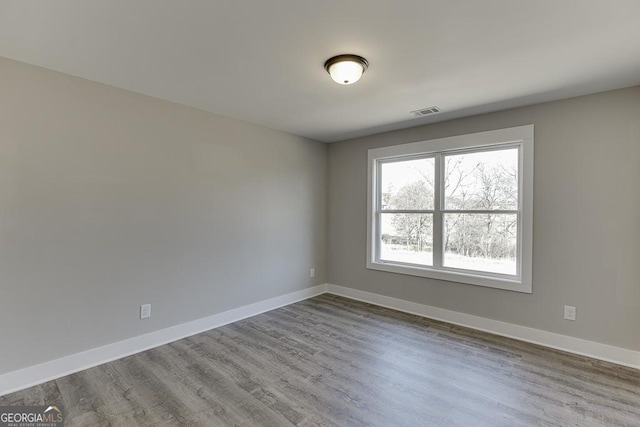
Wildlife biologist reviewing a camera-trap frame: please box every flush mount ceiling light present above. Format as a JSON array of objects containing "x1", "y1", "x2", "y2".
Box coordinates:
[{"x1": 324, "y1": 54, "x2": 369, "y2": 85}]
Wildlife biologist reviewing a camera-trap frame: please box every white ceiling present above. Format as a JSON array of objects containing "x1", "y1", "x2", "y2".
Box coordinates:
[{"x1": 1, "y1": 1, "x2": 639, "y2": 142}]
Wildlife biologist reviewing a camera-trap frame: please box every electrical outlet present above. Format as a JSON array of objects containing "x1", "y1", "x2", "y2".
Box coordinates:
[
  {"x1": 564, "y1": 305, "x2": 576, "y2": 321},
  {"x1": 310, "y1": 268, "x2": 315, "y2": 278},
  {"x1": 140, "y1": 304, "x2": 151, "y2": 319}
]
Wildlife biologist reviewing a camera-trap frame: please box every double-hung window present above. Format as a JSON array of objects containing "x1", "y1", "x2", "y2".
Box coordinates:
[{"x1": 367, "y1": 125, "x2": 533, "y2": 293}]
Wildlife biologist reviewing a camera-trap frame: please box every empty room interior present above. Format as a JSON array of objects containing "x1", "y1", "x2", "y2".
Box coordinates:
[{"x1": 1, "y1": 1, "x2": 639, "y2": 426}]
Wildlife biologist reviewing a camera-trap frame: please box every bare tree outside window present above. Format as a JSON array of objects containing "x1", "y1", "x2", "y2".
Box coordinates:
[
  {"x1": 443, "y1": 148, "x2": 518, "y2": 274},
  {"x1": 379, "y1": 148, "x2": 518, "y2": 275},
  {"x1": 380, "y1": 158, "x2": 434, "y2": 266}
]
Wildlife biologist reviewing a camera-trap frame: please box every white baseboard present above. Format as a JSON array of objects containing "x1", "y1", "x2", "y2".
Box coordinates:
[
  {"x1": 0, "y1": 284, "x2": 328, "y2": 397},
  {"x1": 326, "y1": 284, "x2": 640, "y2": 370},
  {"x1": 3, "y1": 282, "x2": 638, "y2": 397}
]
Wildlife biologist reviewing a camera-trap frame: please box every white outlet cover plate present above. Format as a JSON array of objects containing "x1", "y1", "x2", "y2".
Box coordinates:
[
  {"x1": 564, "y1": 305, "x2": 576, "y2": 321},
  {"x1": 140, "y1": 304, "x2": 151, "y2": 319}
]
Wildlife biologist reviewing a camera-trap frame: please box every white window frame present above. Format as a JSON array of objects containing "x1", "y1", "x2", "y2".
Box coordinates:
[{"x1": 367, "y1": 125, "x2": 534, "y2": 293}]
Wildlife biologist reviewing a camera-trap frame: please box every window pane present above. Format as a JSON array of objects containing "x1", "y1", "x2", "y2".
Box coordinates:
[
  {"x1": 444, "y1": 213, "x2": 517, "y2": 275},
  {"x1": 381, "y1": 158, "x2": 434, "y2": 210},
  {"x1": 444, "y1": 148, "x2": 518, "y2": 210},
  {"x1": 381, "y1": 213, "x2": 433, "y2": 266}
]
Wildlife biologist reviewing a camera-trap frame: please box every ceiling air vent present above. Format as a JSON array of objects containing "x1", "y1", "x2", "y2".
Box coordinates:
[{"x1": 411, "y1": 106, "x2": 441, "y2": 117}]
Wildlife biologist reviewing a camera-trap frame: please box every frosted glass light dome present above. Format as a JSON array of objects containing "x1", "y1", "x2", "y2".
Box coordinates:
[{"x1": 324, "y1": 54, "x2": 369, "y2": 85}]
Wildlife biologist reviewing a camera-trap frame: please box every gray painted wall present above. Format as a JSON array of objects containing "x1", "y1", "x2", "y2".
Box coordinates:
[
  {"x1": 328, "y1": 86, "x2": 640, "y2": 352},
  {"x1": 0, "y1": 57, "x2": 327, "y2": 375}
]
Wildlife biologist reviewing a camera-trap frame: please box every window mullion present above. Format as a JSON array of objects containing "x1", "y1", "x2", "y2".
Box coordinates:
[
  {"x1": 375, "y1": 160, "x2": 382, "y2": 262},
  {"x1": 380, "y1": 210, "x2": 434, "y2": 214},
  {"x1": 433, "y1": 153, "x2": 443, "y2": 268}
]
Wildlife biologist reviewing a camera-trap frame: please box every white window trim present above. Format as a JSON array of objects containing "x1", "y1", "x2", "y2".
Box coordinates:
[{"x1": 367, "y1": 125, "x2": 534, "y2": 293}]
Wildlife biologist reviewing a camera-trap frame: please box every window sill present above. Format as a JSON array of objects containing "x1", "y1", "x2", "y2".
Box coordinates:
[{"x1": 366, "y1": 260, "x2": 532, "y2": 293}]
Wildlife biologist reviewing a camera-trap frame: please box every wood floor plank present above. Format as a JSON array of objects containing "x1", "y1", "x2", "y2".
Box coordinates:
[{"x1": 1, "y1": 294, "x2": 638, "y2": 426}]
